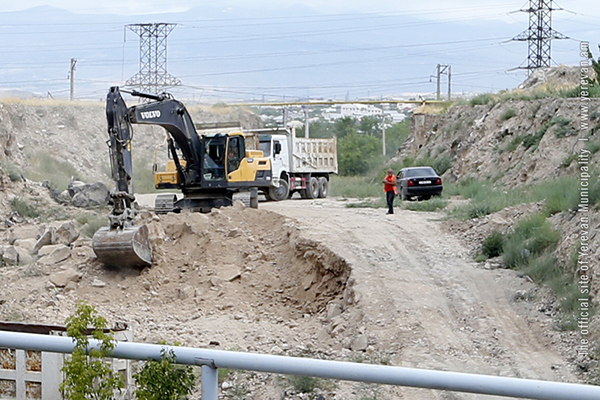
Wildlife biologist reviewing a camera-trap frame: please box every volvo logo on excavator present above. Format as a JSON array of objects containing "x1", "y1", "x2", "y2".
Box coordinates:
[{"x1": 140, "y1": 110, "x2": 161, "y2": 119}]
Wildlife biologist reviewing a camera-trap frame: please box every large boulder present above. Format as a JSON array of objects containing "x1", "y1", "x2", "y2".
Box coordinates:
[{"x1": 68, "y1": 181, "x2": 110, "y2": 208}]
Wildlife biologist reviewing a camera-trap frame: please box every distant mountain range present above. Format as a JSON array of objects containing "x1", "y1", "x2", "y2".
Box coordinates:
[{"x1": 0, "y1": 5, "x2": 591, "y2": 103}]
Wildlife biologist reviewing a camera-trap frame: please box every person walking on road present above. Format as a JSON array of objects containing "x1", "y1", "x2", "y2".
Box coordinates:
[{"x1": 383, "y1": 168, "x2": 397, "y2": 215}]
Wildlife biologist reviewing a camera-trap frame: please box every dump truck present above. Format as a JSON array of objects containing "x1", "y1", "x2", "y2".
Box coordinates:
[{"x1": 245, "y1": 127, "x2": 338, "y2": 201}]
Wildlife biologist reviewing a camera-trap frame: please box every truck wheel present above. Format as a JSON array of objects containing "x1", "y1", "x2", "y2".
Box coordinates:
[
  {"x1": 317, "y1": 177, "x2": 328, "y2": 198},
  {"x1": 306, "y1": 177, "x2": 319, "y2": 199},
  {"x1": 268, "y1": 179, "x2": 289, "y2": 201}
]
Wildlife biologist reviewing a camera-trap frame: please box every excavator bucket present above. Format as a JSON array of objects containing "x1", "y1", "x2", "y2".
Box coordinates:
[{"x1": 92, "y1": 225, "x2": 152, "y2": 268}]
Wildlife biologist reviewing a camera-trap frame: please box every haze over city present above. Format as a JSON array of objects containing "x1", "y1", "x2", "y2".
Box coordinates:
[{"x1": 0, "y1": 0, "x2": 598, "y2": 102}]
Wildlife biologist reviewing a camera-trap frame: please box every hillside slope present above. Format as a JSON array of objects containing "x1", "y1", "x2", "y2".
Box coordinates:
[{"x1": 0, "y1": 99, "x2": 262, "y2": 188}]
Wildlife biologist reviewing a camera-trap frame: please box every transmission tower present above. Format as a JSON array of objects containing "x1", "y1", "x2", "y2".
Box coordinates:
[
  {"x1": 125, "y1": 23, "x2": 181, "y2": 94},
  {"x1": 512, "y1": 0, "x2": 568, "y2": 75}
]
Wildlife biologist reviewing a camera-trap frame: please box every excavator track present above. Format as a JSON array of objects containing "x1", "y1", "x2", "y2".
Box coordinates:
[{"x1": 92, "y1": 225, "x2": 152, "y2": 268}]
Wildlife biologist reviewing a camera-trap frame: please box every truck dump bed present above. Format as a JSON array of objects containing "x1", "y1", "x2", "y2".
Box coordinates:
[{"x1": 292, "y1": 137, "x2": 338, "y2": 174}]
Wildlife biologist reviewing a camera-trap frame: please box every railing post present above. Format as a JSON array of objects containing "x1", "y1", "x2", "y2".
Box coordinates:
[{"x1": 201, "y1": 364, "x2": 219, "y2": 400}]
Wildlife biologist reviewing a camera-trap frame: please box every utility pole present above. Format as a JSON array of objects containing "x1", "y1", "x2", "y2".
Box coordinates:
[
  {"x1": 69, "y1": 58, "x2": 77, "y2": 101},
  {"x1": 381, "y1": 115, "x2": 387, "y2": 157},
  {"x1": 434, "y1": 64, "x2": 451, "y2": 101},
  {"x1": 447, "y1": 65, "x2": 451, "y2": 101},
  {"x1": 512, "y1": 0, "x2": 568, "y2": 75},
  {"x1": 282, "y1": 107, "x2": 288, "y2": 128},
  {"x1": 303, "y1": 107, "x2": 310, "y2": 138}
]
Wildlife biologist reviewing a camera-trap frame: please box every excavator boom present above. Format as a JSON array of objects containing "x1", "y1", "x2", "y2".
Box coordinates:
[{"x1": 92, "y1": 87, "x2": 153, "y2": 268}]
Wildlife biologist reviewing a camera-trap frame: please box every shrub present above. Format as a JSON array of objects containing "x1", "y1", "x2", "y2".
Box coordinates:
[
  {"x1": 500, "y1": 108, "x2": 517, "y2": 121},
  {"x1": 10, "y1": 197, "x2": 40, "y2": 218},
  {"x1": 60, "y1": 302, "x2": 124, "y2": 400},
  {"x1": 432, "y1": 156, "x2": 452, "y2": 175},
  {"x1": 481, "y1": 231, "x2": 505, "y2": 259},
  {"x1": 1, "y1": 161, "x2": 22, "y2": 182},
  {"x1": 134, "y1": 348, "x2": 196, "y2": 400},
  {"x1": 288, "y1": 375, "x2": 319, "y2": 393},
  {"x1": 469, "y1": 93, "x2": 496, "y2": 106},
  {"x1": 504, "y1": 135, "x2": 524, "y2": 153},
  {"x1": 561, "y1": 153, "x2": 577, "y2": 168},
  {"x1": 552, "y1": 116, "x2": 574, "y2": 137}
]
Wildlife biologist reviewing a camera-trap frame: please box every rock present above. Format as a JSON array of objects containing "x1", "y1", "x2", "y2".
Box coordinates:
[
  {"x1": 64, "y1": 281, "x2": 78, "y2": 292},
  {"x1": 49, "y1": 268, "x2": 80, "y2": 287},
  {"x1": 38, "y1": 244, "x2": 66, "y2": 257},
  {"x1": 14, "y1": 246, "x2": 33, "y2": 265},
  {"x1": 38, "y1": 245, "x2": 71, "y2": 265},
  {"x1": 71, "y1": 192, "x2": 89, "y2": 208},
  {"x1": 177, "y1": 285, "x2": 195, "y2": 300},
  {"x1": 326, "y1": 302, "x2": 342, "y2": 320},
  {"x1": 33, "y1": 229, "x2": 53, "y2": 254},
  {"x1": 68, "y1": 181, "x2": 109, "y2": 207},
  {"x1": 210, "y1": 276, "x2": 224, "y2": 287},
  {"x1": 13, "y1": 238, "x2": 36, "y2": 253},
  {"x1": 91, "y1": 278, "x2": 106, "y2": 288},
  {"x1": 2, "y1": 246, "x2": 19, "y2": 265},
  {"x1": 8, "y1": 225, "x2": 40, "y2": 244},
  {"x1": 350, "y1": 334, "x2": 369, "y2": 351},
  {"x1": 53, "y1": 221, "x2": 80, "y2": 245}
]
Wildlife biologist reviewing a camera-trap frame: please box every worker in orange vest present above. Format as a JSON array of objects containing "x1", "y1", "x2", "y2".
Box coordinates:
[{"x1": 382, "y1": 168, "x2": 397, "y2": 215}]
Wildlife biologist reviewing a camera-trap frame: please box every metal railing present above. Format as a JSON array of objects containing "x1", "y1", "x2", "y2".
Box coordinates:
[{"x1": 1, "y1": 330, "x2": 599, "y2": 400}]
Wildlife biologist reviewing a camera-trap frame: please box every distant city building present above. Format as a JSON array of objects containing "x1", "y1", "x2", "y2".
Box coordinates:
[{"x1": 322, "y1": 104, "x2": 383, "y2": 121}]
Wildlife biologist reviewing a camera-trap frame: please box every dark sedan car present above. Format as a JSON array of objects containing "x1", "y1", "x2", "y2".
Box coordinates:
[{"x1": 396, "y1": 166, "x2": 443, "y2": 200}]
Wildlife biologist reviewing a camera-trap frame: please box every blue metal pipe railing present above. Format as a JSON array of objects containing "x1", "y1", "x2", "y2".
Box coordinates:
[{"x1": 0, "y1": 330, "x2": 598, "y2": 400}]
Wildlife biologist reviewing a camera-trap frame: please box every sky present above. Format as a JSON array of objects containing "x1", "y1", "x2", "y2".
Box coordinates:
[
  {"x1": 2, "y1": 0, "x2": 600, "y2": 19},
  {"x1": 0, "y1": 1, "x2": 598, "y2": 102}
]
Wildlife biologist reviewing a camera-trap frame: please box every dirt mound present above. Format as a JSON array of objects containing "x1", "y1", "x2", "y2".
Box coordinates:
[{"x1": 0, "y1": 201, "x2": 353, "y2": 350}]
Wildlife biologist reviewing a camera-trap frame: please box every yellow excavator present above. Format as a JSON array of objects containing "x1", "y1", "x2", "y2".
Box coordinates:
[{"x1": 92, "y1": 87, "x2": 272, "y2": 268}]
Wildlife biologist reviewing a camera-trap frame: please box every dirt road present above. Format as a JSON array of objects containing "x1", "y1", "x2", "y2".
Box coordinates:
[{"x1": 262, "y1": 197, "x2": 577, "y2": 399}]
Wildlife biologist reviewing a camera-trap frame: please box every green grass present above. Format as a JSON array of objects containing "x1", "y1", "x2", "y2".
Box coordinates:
[
  {"x1": 475, "y1": 212, "x2": 589, "y2": 329},
  {"x1": 449, "y1": 173, "x2": 600, "y2": 220},
  {"x1": 330, "y1": 175, "x2": 382, "y2": 198},
  {"x1": 403, "y1": 197, "x2": 448, "y2": 211}
]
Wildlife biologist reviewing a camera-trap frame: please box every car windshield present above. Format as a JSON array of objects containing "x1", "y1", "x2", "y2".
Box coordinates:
[{"x1": 405, "y1": 167, "x2": 437, "y2": 178}]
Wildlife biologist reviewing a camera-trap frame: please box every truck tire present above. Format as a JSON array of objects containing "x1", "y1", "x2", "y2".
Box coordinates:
[
  {"x1": 306, "y1": 177, "x2": 319, "y2": 199},
  {"x1": 268, "y1": 179, "x2": 289, "y2": 201},
  {"x1": 317, "y1": 177, "x2": 328, "y2": 198}
]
